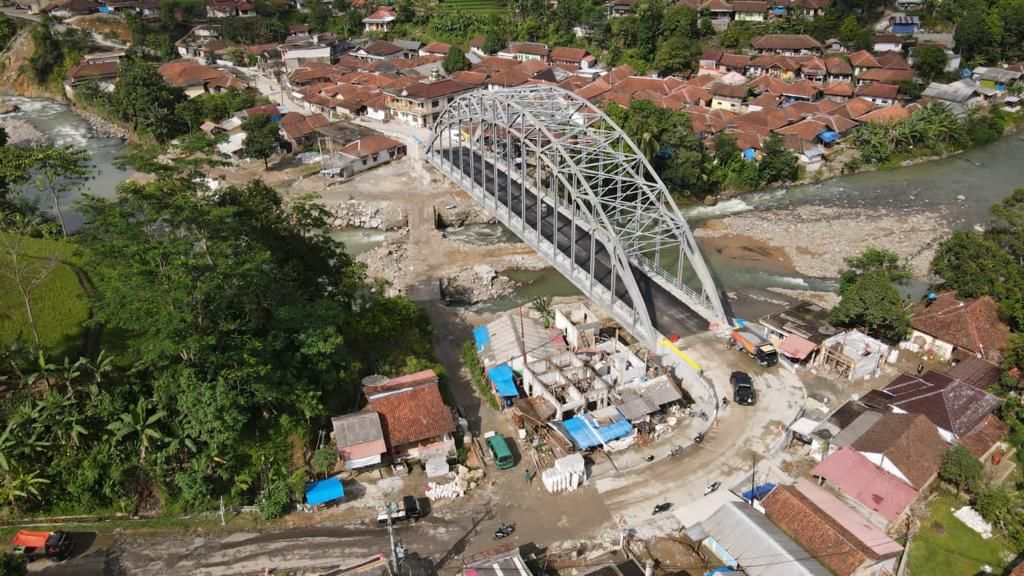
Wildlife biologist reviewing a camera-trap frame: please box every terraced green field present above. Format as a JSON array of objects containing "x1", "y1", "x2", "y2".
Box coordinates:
[{"x1": 438, "y1": 0, "x2": 506, "y2": 15}]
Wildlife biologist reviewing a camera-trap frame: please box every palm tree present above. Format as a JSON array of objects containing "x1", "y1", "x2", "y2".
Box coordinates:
[
  {"x1": 637, "y1": 131, "x2": 660, "y2": 161},
  {"x1": 108, "y1": 398, "x2": 166, "y2": 463}
]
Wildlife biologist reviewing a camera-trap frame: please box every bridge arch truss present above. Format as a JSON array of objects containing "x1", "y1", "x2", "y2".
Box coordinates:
[{"x1": 426, "y1": 85, "x2": 728, "y2": 347}]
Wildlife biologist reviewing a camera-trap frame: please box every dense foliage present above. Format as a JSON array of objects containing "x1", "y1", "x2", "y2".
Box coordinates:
[
  {"x1": 27, "y1": 16, "x2": 91, "y2": 88},
  {"x1": 931, "y1": 188, "x2": 1024, "y2": 331},
  {"x1": 939, "y1": 445, "x2": 983, "y2": 499},
  {"x1": 853, "y1": 104, "x2": 1010, "y2": 165},
  {"x1": 829, "y1": 248, "x2": 912, "y2": 341},
  {"x1": 0, "y1": 175, "x2": 440, "y2": 516}
]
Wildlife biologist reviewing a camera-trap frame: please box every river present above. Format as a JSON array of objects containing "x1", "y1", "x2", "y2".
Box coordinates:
[
  {"x1": 2, "y1": 96, "x2": 131, "y2": 231},
  {"x1": 10, "y1": 95, "x2": 1024, "y2": 322}
]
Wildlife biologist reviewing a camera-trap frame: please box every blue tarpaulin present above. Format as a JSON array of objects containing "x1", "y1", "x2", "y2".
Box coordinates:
[
  {"x1": 742, "y1": 148, "x2": 756, "y2": 160},
  {"x1": 473, "y1": 326, "x2": 490, "y2": 352},
  {"x1": 740, "y1": 483, "x2": 777, "y2": 503},
  {"x1": 819, "y1": 130, "x2": 839, "y2": 143},
  {"x1": 306, "y1": 476, "x2": 345, "y2": 506},
  {"x1": 771, "y1": 6, "x2": 787, "y2": 13},
  {"x1": 487, "y1": 364, "x2": 518, "y2": 398},
  {"x1": 562, "y1": 411, "x2": 633, "y2": 449}
]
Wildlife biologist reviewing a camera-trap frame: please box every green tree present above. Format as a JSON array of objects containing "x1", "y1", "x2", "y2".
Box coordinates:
[
  {"x1": 483, "y1": 30, "x2": 505, "y2": 54},
  {"x1": 955, "y1": 9, "x2": 993, "y2": 63},
  {"x1": 313, "y1": 445, "x2": 337, "y2": 477},
  {"x1": 654, "y1": 35, "x2": 699, "y2": 75},
  {"x1": 838, "y1": 248, "x2": 912, "y2": 294},
  {"x1": 109, "y1": 59, "x2": 185, "y2": 138},
  {"x1": 24, "y1": 145, "x2": 95, "y2": 237},
  {"x1": 1, "y1": 466, "x2": 49, "y2": 509},
  {"x1": 829, "y1": 269, "x2": 910, "y2": 341},
  {"x1": 442, "y1": 47, "x2": 471, "y2": 73},
  {"x1": 931, "y1": 230, "x2": 1018, "y2": 299},
  {"x1": 938, "y1": 445, "x2": 983, "y2": 499},
  {"x1": 531, "y1": 296, "x2": 554, "y2": 328},
  {"x1": 757, "y1": 134, "x2": 798, "y2": 185},
  {"x1": 241, "y1": 113, "x2": 283, "y2": 169},
  {"x1": 0, "y1": 551, "x2": 27, "y2": 576},
  {"x1": 838, "y1": 15, "x2": 861, "y2": 46},
  {"x1": 712, "y1": 132, "x2": 741, "y2": 167},
  {"x1": 0, "y1": 214, "x2": 62, "y2": 344},
  {"x1": 914, "y1": 45, "x2": 949, "y2": 82},
  {"x1": 698, "y1": 17, "x2": 715, "y2": 38}
]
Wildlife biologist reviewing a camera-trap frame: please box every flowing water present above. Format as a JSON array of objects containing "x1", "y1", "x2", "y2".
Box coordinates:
[
  {"x1": 3, "y1": 96, "x2": 131, "y2": 232},
  {"x1": 328, "y1": 228, "x2": 389, "y2": 256}
]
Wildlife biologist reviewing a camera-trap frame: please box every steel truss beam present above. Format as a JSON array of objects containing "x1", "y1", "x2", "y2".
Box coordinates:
[{"x1": 425, "y1": 85, "x2": 728, "y2": 347}]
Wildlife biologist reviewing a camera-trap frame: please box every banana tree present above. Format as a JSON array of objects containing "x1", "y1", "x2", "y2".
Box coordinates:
[{"x1": 108, "y1": 398, "x2": 166, "y2": 463}]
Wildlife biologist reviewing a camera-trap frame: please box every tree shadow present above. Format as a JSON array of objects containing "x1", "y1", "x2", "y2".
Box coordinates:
[{"x1": 431, "y1": 505, "x2": 494, "y2": 569}]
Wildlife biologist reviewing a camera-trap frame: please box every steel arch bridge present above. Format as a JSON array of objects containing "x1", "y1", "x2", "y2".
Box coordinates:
[{"x1": 425, "y1": 85, "x2": 728, "y2": 348}]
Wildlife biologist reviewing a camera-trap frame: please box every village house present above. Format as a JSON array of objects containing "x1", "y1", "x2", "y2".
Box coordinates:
[
  {"x1": 385, "y1": 78, "x2": 476, "y2": 128},
  {"x1": 922, "y1": 81, "x2": 984, "y2": 115},
  {"x1": 550, "y1": 47, "x2": 595, "y2": 70},
  {"x1": 709, "y1": 82, "x2": 747, "y2": 111},
  {"x1": 733, "y1": 0, "x2": 767, "y2": 21},
  {"x1": 848, "y1": 412, "x2": 946, "y2": 490},
  {"x1": 338, "y1": 134, "x2": 406, "y2": 175},
  {"x1": 609, "y1": 0, "x2": 635, "y2": 16},
  {"x1": 281, "y1": 38, "x2": 343, "y2": 71},
  {"x1": 860, "y1": 370, "x2": 1002, "y2": 443},
  {"x1": 872, "y1": 34, "x2": 904, "y2": 53},
  {"x1": 63, "y1": 60, "x2": 118, "y2": 99},
  {"x1": 498, "y1": 42, "x2": 549, "y2": 62},
  {"x1": 812, "y1": 447, "x2": 920, "y2": 527},
  {"x1": 890, "y1": 15, "x2": 921, "y2": 34},
  {"x1": 703, "y1": 0, "x2": 733, "y2": 29},
  {"x1": 761, "y1": 480, "x2": 904, "y2": 576},
  {"x1": 909, "y1": 291, "x2": 1012, "y2": 362},
  {"x1": 823, "y1": 80, "x2": 854, "y2": 102},
  {"x1": 420, "y1": 42, "x2": 451, "y2": 57},
  {"x1": 946, "y1": 356, "x2": 1004, "y2": 390},
  {"x1": 855, "y1": 82, "x2": 899, "y2": 106},
  {"x1": 698, "y1": 502, "x2": 831, "y2": 576},
  {"x1": 175, "y1": 25, "x2": 222, "y2": 61},
  {"x1": 354, "y1": 40, "x2": 405, "y2": 62},
  {"x1": 278, "y1": 112, "x2": 329, "y2": 151},
  {"x1": 847, "y1": 50, "x2": 881, "y2": 76},
  {"x1": 972, "y1": 66, "x2": 1023, "y2": 92},
  {"x1": 206, "y1": 0, "x2": 253, "y2": 18},
  {"x1": 364, "y1": 370, "x2": 456, "y2": 460},
  {"x1": 43, "y1": 0, "x2": 98, "y2": 17},
  {"x1": 750, "y1": 34, "x2": 823, "y2": 56},
  {"x1": 330, "y1": 411, "x2": 386, "y2": 469},
  {"x1": 157, "y1": 59, "x2": 247, "y2": 98},
  {"x1": 362, "y1": 6, "x2": 397, "y2": 33}
]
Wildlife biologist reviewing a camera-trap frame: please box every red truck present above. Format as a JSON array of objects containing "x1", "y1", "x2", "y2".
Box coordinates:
[
  {"x1": 12, "y1": 530, "x2": 73, "y2": 562},
  {"x1": 730, "y1": 329, "x2": 778, "y2": 367}
]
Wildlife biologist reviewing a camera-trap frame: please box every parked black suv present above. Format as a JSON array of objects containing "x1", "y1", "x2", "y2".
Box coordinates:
[{"x1": 730, "y1": 371, "x2": 756, "y2": 406}]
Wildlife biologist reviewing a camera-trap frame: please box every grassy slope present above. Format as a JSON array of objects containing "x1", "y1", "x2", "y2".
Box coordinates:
[
  {"x1": 908, "y1": 492, "x2": 1013, "y2": 575},
  {"x1": 438, "y1": 0, "x2": 505, "y2": 15},
  {"x1": 0, "y1": 233, "x2": 89, "y2": 356}
]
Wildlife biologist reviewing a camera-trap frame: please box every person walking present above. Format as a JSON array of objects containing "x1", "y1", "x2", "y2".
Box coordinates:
[{"x1": 525, "y1": 469, "x2": 533, "y2": 485}]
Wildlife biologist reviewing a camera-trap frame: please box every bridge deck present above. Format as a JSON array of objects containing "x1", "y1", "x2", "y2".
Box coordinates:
[{"x1": 437, "y1": 147, "x2": 706, "y2": 339}]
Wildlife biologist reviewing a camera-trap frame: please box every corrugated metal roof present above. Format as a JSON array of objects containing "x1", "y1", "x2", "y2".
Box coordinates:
[{"x1": 701, "y1": 502, "x2": 831, "y2": 576}]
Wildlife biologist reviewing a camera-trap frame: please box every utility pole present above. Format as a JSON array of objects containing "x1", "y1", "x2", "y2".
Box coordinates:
[{"x1": 750, "y1": 454, "x2": 757, "y2": 506}]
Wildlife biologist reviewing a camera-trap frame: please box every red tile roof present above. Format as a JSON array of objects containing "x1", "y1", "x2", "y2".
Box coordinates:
[
  {"x1": 66, "y1": 61, "x2": 118, "y2": 81},
  {"x1": 858, "y1": 68, "x2": 915, "y2": 83},
  {"x1": 848, "y1": 50, "x2": 880, "y2": 68},
  {"x1": 422, "y1": 42, "x2": 451, "y2": 55},
  {"x1": 607, "y1": 64, "x2": 635, "y2": 85},
  {"x1": 550, "y1": 47, "x2": 588, "y2": 62},
  {"x1": 856, "y1": 82, "x2": 900, "y2": 99},
  {"x1": 450, "y1": 70, "x2": 488, "y2": 86},
  {"x1": 824, "y1": 80, "x2": 854, "y2": 96},
  {"x1": 367, "y1": 381, "x2": 455, "y2": 448},
  {"x1": 278, "y1": 112, "x2": 329, "y2": 140},
  {"x1": 504, "y1": 42, "x2": 549, "y2": 57},
  {"x1": 876, "y1": 51, "x2": 911, "y2": 70},
  {"x1": 781, "y1": 78, "x2": 820, "y2": 98},
  {"x1": 751, "y1": 34, "x2": 822, "y2": 51},
  {"x1": 363, "y1": 6, "x2": 397, "y2": 22},
  {"x1": 910, "y1": 291, "x2": 1012, "y2": 361},
  {"x1": 775, "y1": 119, "x2": 827, "y2": 142},
  {"x1": 340, "y1": 134, "x2": 404, "y2": 159},
  {"x1": 719, "y1": 53, "x2": 750, "y2": 69},
  {"x1": 825, "y1": 56, "x2": 853, "y2": 75},
  {"x1": 732, "y1": 0, "x2": 767, "y2": 11},
  {"x1": 395, "y1": 79, "x2": 474, "y2": 99},
  {"x1": 811, "y1": 447, "x2": 919, "y2": 522},
  {"x1": 710, "y1": 82, "x2": 748, "y2": 99}
]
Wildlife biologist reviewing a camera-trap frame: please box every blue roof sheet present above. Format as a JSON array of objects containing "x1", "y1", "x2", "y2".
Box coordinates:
[
  {"x1": 473, "y1": 326, "x2": 490, "y2": 352},
  {"x1": 306, "y1": 476, "x2": 345, "y2": 506},
  {"x1": 740, "y1": 483, "x2": 777, "y2": 502},
  {"x1": 487, "y1": 364, "x2": 518, "y2": 398},
  {"x1": 562, "y1": 411, "x2": 633, "y2": 449},
  {"x1": 819, "y1": 130, "x2": 839, "y2": 143}
]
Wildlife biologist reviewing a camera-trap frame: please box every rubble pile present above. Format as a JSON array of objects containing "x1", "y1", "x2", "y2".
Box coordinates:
[
  {"x1": 425, "y1": 465, "x2": 485, "y2": 501},
  {"x1": 434, "y1": 202, "x2": 493, "y2": 228},
  {"x1": 440, "y1": 265, "x2": 517, "y2": 304},
  {"x1": 356, "y1": 236, "x2": 409, "y2": 288},
  {"x1": 326, "y1": 199, "x2": 407, "y2": 230}
]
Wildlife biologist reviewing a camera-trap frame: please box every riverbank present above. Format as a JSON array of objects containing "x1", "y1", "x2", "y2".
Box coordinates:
[{"x1": 694, "y1": 203, "x2": 951, "y2": 279}]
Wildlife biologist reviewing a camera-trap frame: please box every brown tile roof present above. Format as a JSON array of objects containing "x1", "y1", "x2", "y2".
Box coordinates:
[
  {"x1": 363, "y1": 6, "x2": 397, "y2": 22},
  {"x1": 701, "y1": 0, "x2": 731, "y2": 9},
  {"x1": 733, "y1": 0, "x2": 767, "y2": 10},
  {"x1": 810, "y1": 113, "x2": 857, "y2": 133},
  {"x1": 857, "y1": 103, "x2": 907, "y2": 124},
  {"x1": 607, "y1": 64, "x2": 635, "y2": 85},
  {"x1": 557, "y1": 75, "x2": 592, "y2": 92},
  {"x1": 746, "y1": 75, "x2": 790, "y2": 94},
  {"x1": 858, "y1": 68, "x2": 915, "y2": 83},
  {"x1": 469, "y1": 36, "x2": 485, "y2": 49},
  {"x1": 748, "y1": 91, "x2": 780, "y2": 107},
  {"x1": 289, "y1": 23, "x2": 309, "y2": 34},
  {"x1": 576, "y1": 78, "x2": 612, "y2": 100},
  {"x1": 946, "y1": 357, "x2": 1003, "y2": 391},
  {"x1": 367, "y1": 381, "x2": 455, "y2": 448},
  {"x1": 450, "y1": 70, "x2": 488, "y2": 86},
  {"x1": 876, "y1": 51, "x2": 911, "y2": 70},
  {"x1": 851, "y1": 413, "x2": 946, "y2": 489},
  {"x1": 363, "y1": 40, "x2": 404, "y2": 57},
  {"x1": 514, "y1": 59, "x2": 550, "y2": 76},
  {"x1": 751, "y1": 34, "x2": 822, "y2": 51},
  {"x1": 488, "y1": 69, "x2": 531, "y2": 87},
  {"x1": 550, "y1": 47, "x2": 588, "y2": 62},
  {"x1": 340, "y1": 134, "x2": 404, "y2": 158},
  {"x1": 505, "y1": 42, "x2": 549, "y2": 57},
  {"x1": 422, "y1": 42, "x2": 451, "y2": 55},
  {"x1": 824, "y1": 80, "x2": 854, "y2": 96},
  {"x1": 781, "y1": 78, "x2": 820, "y2": 98},
  {"x1": 762, "y1": 485, "x2": 878, "y2": 576},
  {"x1": 868, "y1": 370, "x2": 1002, "y2": 438},
  {"x1": 848, "y1": 50, "x2": 880, "y2": 68},
  {"x1": 750, "y1": 54, "x2": 800, "y2": 70},
  {"x1": 736, "y1": 107, "x2": 792, "y2": 130},
  {"x1": 710, "y1": 82, "x2": 748, "y2": 99},
  {"x1": 720, "y1": 53, "x2": 750, "y2": 69},
  {"x1": 825, "y1": 56, "x2": 853, "y2": 75},
  {"x1": 701, "y1": 50, "x2": 724, "y2": 63},
  {"x1": 959, "y1": 414, "x2": 1009, "y2": 459},
  {"x1": 873, "y1": 34, "x2": 902, "y2": 45},
  {"x1": 856, "y1": 82, "x2": 900, "y2": 99},
  {"x1": 910, "y1": 292, "x2": 1011, "y2": 361},
  {"x1": 775, "y1": 119, "x2": 827, "y2": 141},
  {"x1": 800, "y1": 56, "x2": 826, "y2": 73},
  {"x1": 66, "y1": 61, "x2": 118, "y2": 81},
  {"x1": 832, "y1": 97, "x2": 875, "y2": 119},
  {"x1": 472, "y1": 57, "x2": 519, "y2": 74},
  {"x1": 278, "y1": 112, "x2": 329, "y2": 140}
]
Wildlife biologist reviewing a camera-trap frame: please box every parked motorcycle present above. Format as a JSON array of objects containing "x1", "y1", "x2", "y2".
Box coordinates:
[
  {"x1": 693, "y1": 432, "x2": 705, "y2": 445},
  {"x1": 704, "y1": 481, "x2": 721, "y2": 496},
  {"x1": 493, "y1": 523, "x2": 516, "y2": 539},
  {"x1": 668, "y1": 445, "x2": 683, "y2": 457},
  {"x1": 722, "y1": 397, "x2": 729, "y2": 407},
  {"x1": 652, "y1": 503, "x2": 672, "y2": 516}
]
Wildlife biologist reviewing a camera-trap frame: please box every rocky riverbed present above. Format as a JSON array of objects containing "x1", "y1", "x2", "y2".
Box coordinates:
[
  {"x1": 325, "y1": 199, "x2": 407, "y2": 230},
  {"x1": 70, "y1": 105, "x2": 131, "y2": 140},
  {"x1": 694, "y1": 204, "x2": 951, "y2": 279},
  {"x1": 0, "y1": 117, "x2": 48, "y2": 146}
]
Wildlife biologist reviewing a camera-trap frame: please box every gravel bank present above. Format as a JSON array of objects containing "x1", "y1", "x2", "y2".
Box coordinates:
[
  {"x1": 324, "y1": 199, "x2": 407, "y2": 230},
  {"x1": 70, "y1": 105, "x2": 131, "y2": 140},
  {"x1": 694, "y1": 204, "x2": 950, "y2": 278},
  {"x1": 0, "y1": 117, "x2": 48, "y2": 146}
]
